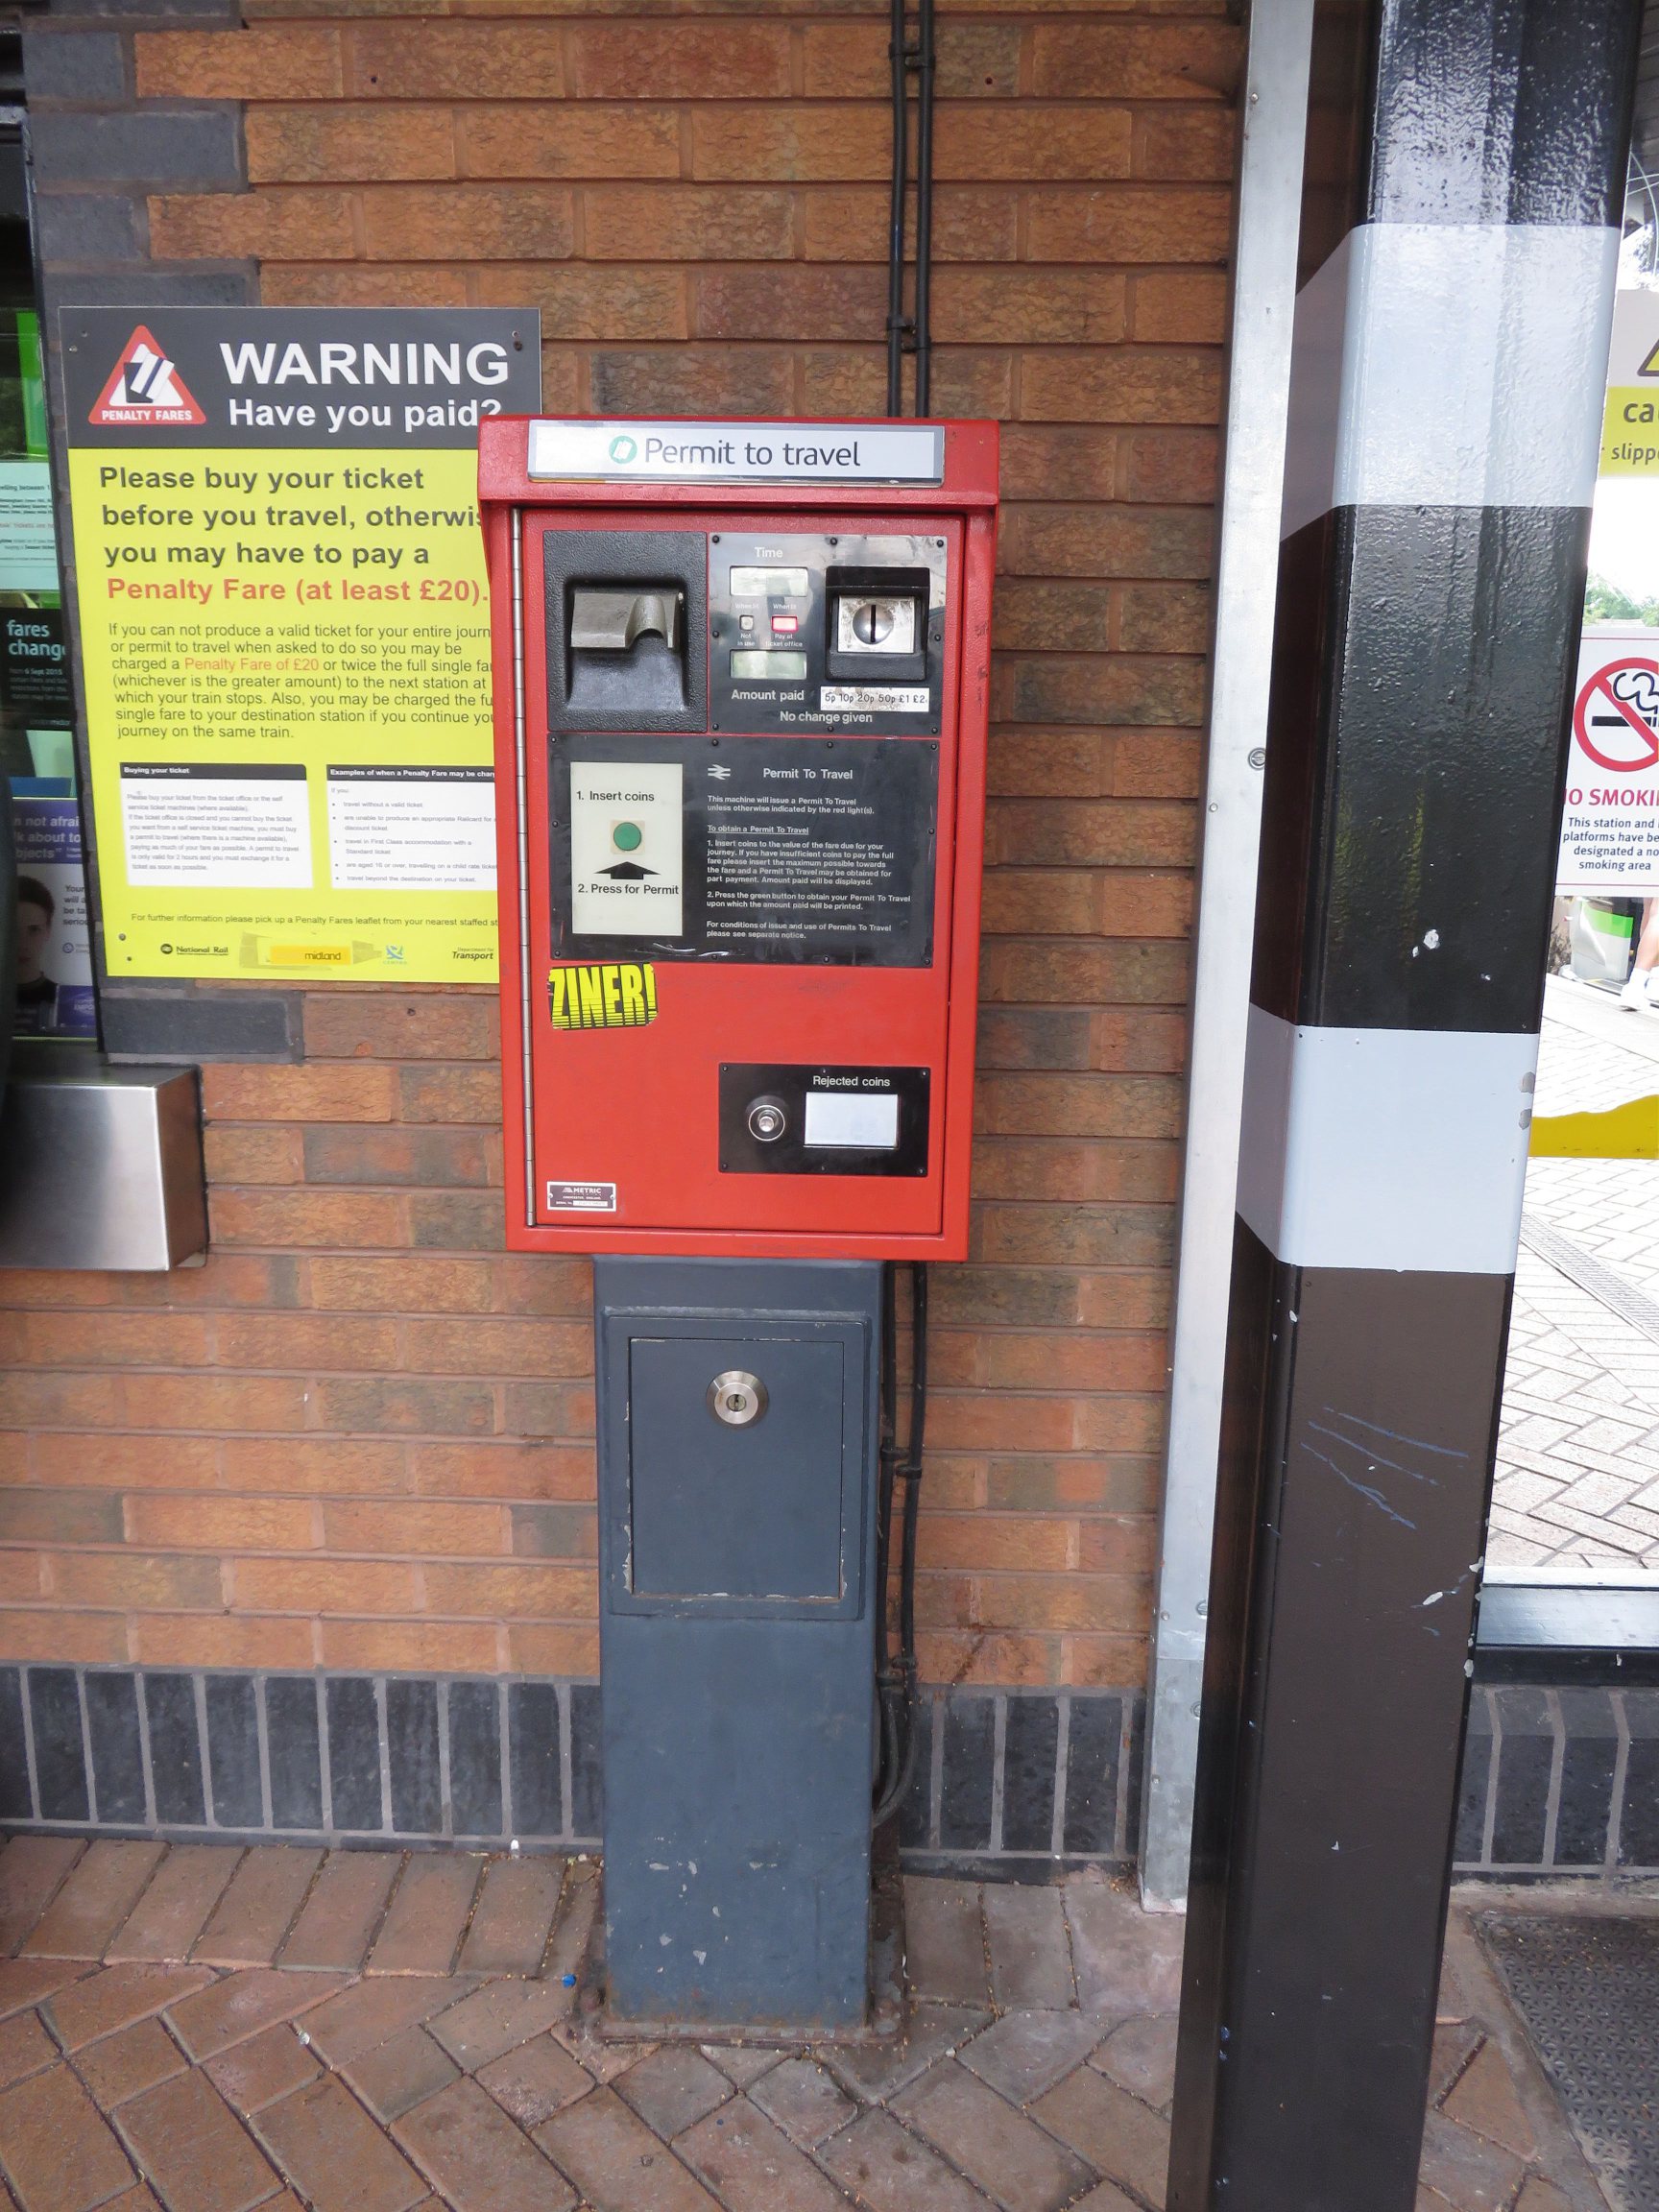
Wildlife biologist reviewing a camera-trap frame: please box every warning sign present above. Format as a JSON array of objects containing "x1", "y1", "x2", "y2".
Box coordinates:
[
  {"x1": 1559, "y1": 625, "x2": 1659, "y2": 889},
  {"x1": 549, "y1": 962, "x2": 658, "y2": 1030},
  {"x1": 88, "y1": 325, "x2": 205, "y2": 429}
]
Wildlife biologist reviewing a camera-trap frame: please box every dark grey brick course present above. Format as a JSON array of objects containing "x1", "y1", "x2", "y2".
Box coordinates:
[
  {"x1": 33, "y1": 191, "x2": 146, "y2": 263},
  {"x1": 31, "y1": 106, "x2": 242, "y2": 190},
  {"x1": 100, "y1": 988, "x2": 301, "y2": 1063},
  {"x1": 21, "y1": 29, "x2": 129, "y2": 105}
]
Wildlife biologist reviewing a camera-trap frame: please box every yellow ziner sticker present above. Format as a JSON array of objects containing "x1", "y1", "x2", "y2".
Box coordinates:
[{"x1": 550, "y1": 962, "x2": 658, "y2": 1031}]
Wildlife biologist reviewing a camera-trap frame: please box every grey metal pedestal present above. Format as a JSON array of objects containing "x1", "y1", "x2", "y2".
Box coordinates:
[{"x1": 593, "y1": 1258, "x2": 882, "y2": 2034}]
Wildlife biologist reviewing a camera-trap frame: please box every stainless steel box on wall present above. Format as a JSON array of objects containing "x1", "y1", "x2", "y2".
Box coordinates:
[
  {"x1": 0, "y1": 1046, "x2": 207, "y2": 1270},
  {"x1": 593, "y1": 1257, "x2": 881, "y2": 2034}
]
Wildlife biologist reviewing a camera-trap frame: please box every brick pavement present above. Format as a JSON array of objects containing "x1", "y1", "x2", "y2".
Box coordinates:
[
  {"x1": 1493, "y1": 988, "x2": 1659, "y2": 1570},
  {"x1": 0, "y1": 1837, "x2": 1607, "y2": 2212}
]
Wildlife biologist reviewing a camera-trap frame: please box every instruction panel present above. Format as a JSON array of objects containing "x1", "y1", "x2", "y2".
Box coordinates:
[
  {"x1": 551, "y1": 735, "x2": 938, "y2": 965},
  {"x1": 61, "y1": 306, "x2": 539, "y2": 981}
]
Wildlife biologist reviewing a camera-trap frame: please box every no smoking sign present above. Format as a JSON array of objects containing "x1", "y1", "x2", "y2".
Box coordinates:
[
  {"x1": 1574, "y1": 654, "x2": 1659, "y2": 772},
  {"x1": 1560, "y1": 630, "x2": 1659, "y2": 892}
]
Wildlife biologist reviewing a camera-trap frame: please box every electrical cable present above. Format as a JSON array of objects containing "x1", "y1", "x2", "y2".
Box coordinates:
[
  {"x1": 873, "y1": 1262, "x2": 928, "y2": 1826},
  {"x1": 912, "y1": 0, "x2": 935, "y2": 415},
  {"x1": 885, "y1": 0, "x2": 910, "y2": 415}
]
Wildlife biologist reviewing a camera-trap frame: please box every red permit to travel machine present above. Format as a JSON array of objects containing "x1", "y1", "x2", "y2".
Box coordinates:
[
  {"x1": 481, "y1": 416, "x2": 997, "y2": 2039},
  {"x1": 480, "y1": 415, "x2": 998, "y2": 1262}
]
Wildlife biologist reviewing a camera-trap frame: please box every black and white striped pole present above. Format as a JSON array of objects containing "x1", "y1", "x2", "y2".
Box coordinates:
[{"x1": 1169, "y1": 2, "x2": 1641, "y2": 2206}]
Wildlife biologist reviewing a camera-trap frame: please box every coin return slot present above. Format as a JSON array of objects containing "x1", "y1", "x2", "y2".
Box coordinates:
[{"x1": 804, "y1": 1091, "x2": 900, "y2": 1149}]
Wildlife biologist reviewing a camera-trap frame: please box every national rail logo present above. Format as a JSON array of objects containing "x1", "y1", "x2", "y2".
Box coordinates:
[{"x1": 88, "y1": 325, "x2": 206, "y2": 429}]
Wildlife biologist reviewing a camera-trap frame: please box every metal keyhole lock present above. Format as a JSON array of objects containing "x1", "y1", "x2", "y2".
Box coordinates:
[{"x1": 708, "y1": 1370, "x2": 768, "y2": 1427}]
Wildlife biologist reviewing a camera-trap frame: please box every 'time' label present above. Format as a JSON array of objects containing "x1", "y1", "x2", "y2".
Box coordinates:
[{"x1": 569, "y1": 761, "x2": 683, "y2": 936}]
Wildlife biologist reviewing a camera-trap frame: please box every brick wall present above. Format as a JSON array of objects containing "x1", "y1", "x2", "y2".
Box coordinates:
[{"x1": 0, "y1": 0, "x2": 1238, "y2": 1696}]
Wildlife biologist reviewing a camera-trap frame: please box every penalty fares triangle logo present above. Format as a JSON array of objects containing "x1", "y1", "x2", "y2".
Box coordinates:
[{"x1": 88, "y1": 325, "x2": 206, "y2": 428}]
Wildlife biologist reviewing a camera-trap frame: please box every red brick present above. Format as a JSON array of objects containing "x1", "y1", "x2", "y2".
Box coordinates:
[
  {"x1": 23, "y1": 1845, "x2": 165, "y2": 1961},
  {"x1": 212, "y1": 1439, "x2": 405, "y2": 1500},
  {"x1": 507, "y1": 1624, "x2": 598, "y2": 1675},
  {"x1": 455, "y1": 1860, "x2": 561, "y2": 1978},
  {"x1": 166, "y1": 1968, "x2": 348, "y2": 2062},
  {"x1": 412, "y1": 1443, "x2": 591, "y2": 1503},
  {"x1": 0, "y1": 1839, "x2": 84, "y2": 1957},
  {"x1": 569, "y1": 23, "x2": 790, "y2": 98},
  {"x1": 319, "y1": 1621, "x2": 500, "y2": 1673},
  {"x1": 231, "y1": 1558, "x2": 418, "y2": 1615},
  {"x1": 120, "y1": 2069, "x2": 283, "y2": 2212},
  {"x1": 974, "y1": 1204, "x2": 1173, "y2": 1269},
  {"x1": 0, "y1": 1491, "x2": 123, "y2": 1547},
  {"x1": 393, "y1": 1065, "x2": 500, "y2": 1126},
  {"x1": 120, "y1": 1255, "x2": 302, "y2": 1312},
  {"x1": 1021, "y1": 348, "x2": 1223, "y2": 426},
  {"x1": 301, "y1": 1978, "x2": 457, "y2": 2070},
  {"x1": 940, "y1": 105, "x2": 1134, "y2": 180},
  {"x1": 279, "y1": 1853, "x2": 401, "y2": 1974},
  {"x1": 202, "y1": 1124, "x2": 304, "y2": 1187},
  {"x1": 1026, "y1": 184, "x2": 1233, "y2": 264},
  {"x1": 302, "y1": 1125, "x2": 492, "y2": 1190},
  {"x1": 586, "y1": 185, "x2": 792, "y2": 261},
  {"x1": 999, "y1": 502, "x2": 1212, "y2": 579},
  {"x1": 255, "y1": 2076, "x2": 425, "y2": 2212},
  {"x1": 211, "y1": 1314, "x2": 398, "y2": 1374},
  {"x1": 990, "y1": 798, "x2": 1194, "y2": 868},
  {"x1": 302, "y1": 993, "x2": 495, "y2": 1064},
  {"x1": 1132, "y1": 270, "x2": 1230, "y2": 344},
  {"x1": 920, "y1": 1514, "x2": 1075, "y2": 1573},
  {"x1": 192, "y1": 1851, "x2": 322, "y2": 1971},
  {"x1": 493, "y1": 263, "x2": 689, "y2": 340},
  {"x1": 589, "y1": 348, "x2": 794, "y2": 416},
  {"x1": 310, "y1": 1379, "x2": 494, "y2": 1437},
  {"x1": 0, "y1": 2062, "x2": 135, "y2": 2211},
  {"x1": 690, "y1": 105, "x2": 888, "y2": 180},
  {"x1": 130, "y1": 1618, "x2": 317, "y2": 1672},
  {"x1": 1029, "y1": 21, "x2": 1242, "y2": 99},
  {"x1": 0, "y1": 2012, "x2": 54, "y2": 2092},
  {"x1": 422, "y1": 1563, "x2": 591, "y2": 1618},
  {"x1": 136, "y1": 24, "x2": 342, "y2": 98},
  {"x1": 248, "y1": 105, "x2": 453, "y2": 185},
  {"x1": 73, "y1": 2018, "x2": 185, "y2": 2111},
  {"x1": 1137, "y1": 105, "x2": 1237, "y2": 180},
  {"x1": 369, "y1": 1857, "x2": 480, "y2": 1977},
  {"x1": 151, "y1": 190, "x2": 355, "y2": 264},
  {"x1": 263, "y1": 266, "x2": 471, "y2": 309},
  {"x1": 935, "y1": 270, "x2": 1127, "y2": 346},
  {"x1": 322, "y1": 1501, "x2": 505, "y2": 1557},
  {"x1": 535, "y1": 2086, "x2": 726, "y2": 2212},
  {"x1": 309, "y1": 1258, "x2": 492, "y2": 1314},
  {"x1": 400, "y1": 1317, "x2": 588, "y2": 1379},
  {"x1": 361, "y1": 184, "x2": 572, "y2": 261},
  {"x1": 123, "y1": 1498, "x2": 315, "y2": 1553},
  {"x1": 106, "y1": 1849, "x2": 239, "y2": 1967},
  {"x1": 210, "y1": 1190, "x2": 408, "y2": 1252},
  {"x1": 204, "y1": 2025, "x2": 321, "y2": 2117},
  {"x1": 694, "y1": 267, "x2": 886, "y2": 342},
  {"x1": 395, "y1": 2077, "x2": 573, "y2": 2212},
  {"x1": 1120, "y1": 426, "x2": 1219, "y2": 503},
  {"x1": 462, "y1": 105, "x2": 678, "y2": 179},
  {"x1": 47, "y1": 1964, "x2": 213, "y2": 2053},
  {"x1": 0, "y1": 1612, "x2": 126, "y2": 1665},
  {"x1": 203, "y1": 1066, "x2": 389, "y2": 1126},
  {"x1": 351, "y1": 22, "x2": 563, "y2": 99},
  {"x1": 50, "y1": 1555, "x2": 223, "y2": 1613}
]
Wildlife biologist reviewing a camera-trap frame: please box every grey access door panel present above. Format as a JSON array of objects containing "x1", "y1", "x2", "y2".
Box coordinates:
[
  {"x1": 594, "y1": 1259, "x2": 881, "y2": 2032},
  {"x1": 629, "y1": 1334, "x2": 845, "y2": 1601}
]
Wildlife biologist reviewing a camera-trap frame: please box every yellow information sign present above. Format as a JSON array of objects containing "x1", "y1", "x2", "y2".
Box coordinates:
[
  {"x1": 61, "y1": 308, "x2": 540, "y2": 983},
  {"x1": 1600, "y1": 291, "x2": 1659, "y2": 474}
]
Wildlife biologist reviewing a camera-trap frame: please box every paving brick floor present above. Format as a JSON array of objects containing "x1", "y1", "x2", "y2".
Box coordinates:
[
  {"x1": 0, "y1": 1838, "x2": 1610, "y2": 2212},
  {"x1": 1493, "y1": 981, "x2": 1659, "y2": 1571}
]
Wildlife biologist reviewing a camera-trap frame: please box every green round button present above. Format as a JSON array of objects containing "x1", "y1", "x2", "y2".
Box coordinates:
[{"x1": 612, "y1": 821, "x2": 643, "y2": 853}]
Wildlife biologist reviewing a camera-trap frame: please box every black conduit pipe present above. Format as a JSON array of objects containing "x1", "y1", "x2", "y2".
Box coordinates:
[{"x1": 885, "y1": 0, "x2": 909, "y2": 416}]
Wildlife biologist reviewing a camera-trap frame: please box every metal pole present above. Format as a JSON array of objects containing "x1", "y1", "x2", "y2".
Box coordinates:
[
  {"x1": 1168, "y1": 0, "x2": 1640, "y2": 2201},
  {"x1": 1139, "y1": 0, "x2": 1314, "y2": 1914}
]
